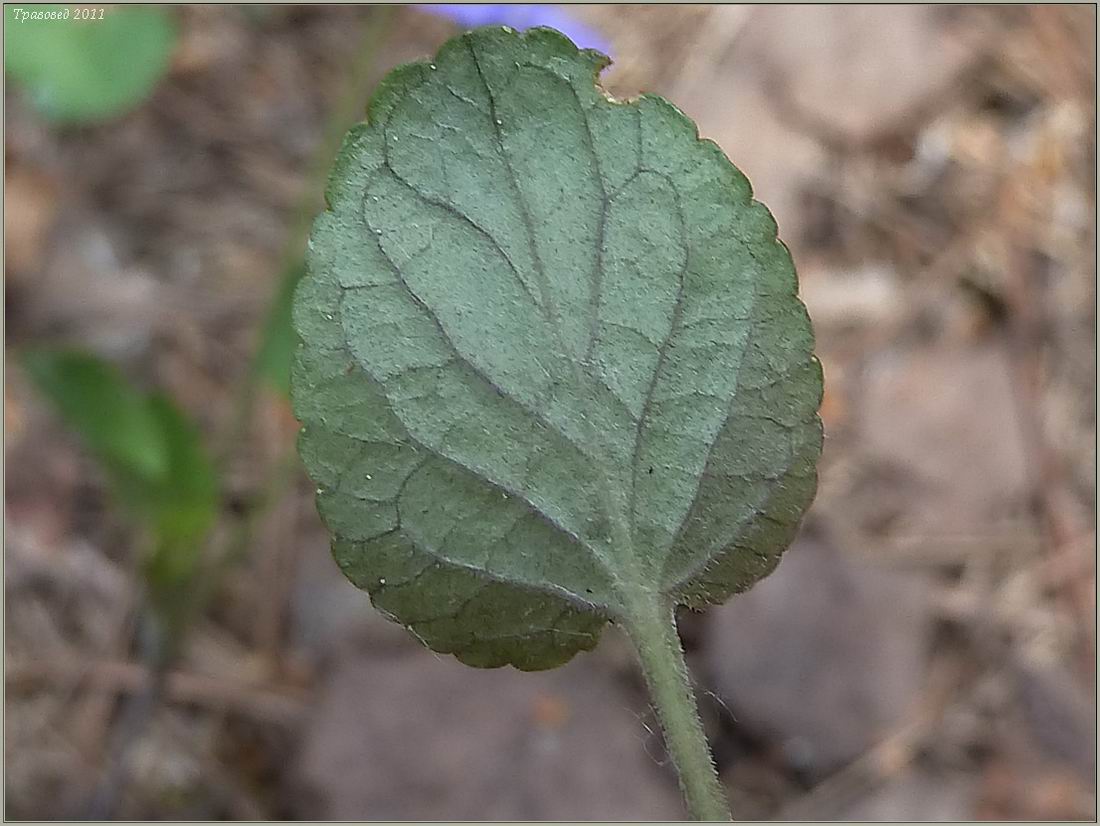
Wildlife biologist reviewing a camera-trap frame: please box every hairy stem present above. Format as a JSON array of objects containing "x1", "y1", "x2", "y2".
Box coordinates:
[{"x1": 624, "y1": 598, "x2": 731, "y2": 821}]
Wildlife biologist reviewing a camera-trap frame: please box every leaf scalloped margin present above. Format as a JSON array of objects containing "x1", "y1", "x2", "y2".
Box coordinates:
[{"x1": 292, "y1": 25, "x2": 823, "y2": 671}]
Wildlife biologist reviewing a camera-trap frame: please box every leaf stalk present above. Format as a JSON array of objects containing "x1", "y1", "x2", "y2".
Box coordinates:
[{"x1": 623, "y1": 598, "x2": 732, "y2": 821}]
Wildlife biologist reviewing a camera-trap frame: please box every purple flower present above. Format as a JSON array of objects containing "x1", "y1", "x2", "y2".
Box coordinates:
[{"x1": 418, "y1": 4, "x2": 612, "y2": 56}]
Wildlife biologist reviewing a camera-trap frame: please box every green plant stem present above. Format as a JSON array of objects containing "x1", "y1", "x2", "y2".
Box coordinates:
[
  {"x1": 218, "y1": 6, "x2": 394, "y2": 462},
  {"x1": 624, "y1": 598, "x2": 731, "y2": 822}
]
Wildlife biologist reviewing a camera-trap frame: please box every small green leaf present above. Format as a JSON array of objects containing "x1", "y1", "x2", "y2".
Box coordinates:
[
  {"x1": 24, "y1": 349, "x2": 171, "y2": 485},
  {"x1": 25, "y1": 349, "x2": 218, "y2": 583},
  {"x1": 254, "y1": 261, "x2": 306, "y2": 397},
  {"x1": 139, "y1": 392, "x2": 218, "y2": 640},
  {"x1": 143, "y1": 392, "x2": 218, "y2": 551},
  {"x1": 4, "y1": 5, "x2": 176, "y2": 123},
  {"x1": 293, "y1": 27, "x2": 822, "y2": 672}
]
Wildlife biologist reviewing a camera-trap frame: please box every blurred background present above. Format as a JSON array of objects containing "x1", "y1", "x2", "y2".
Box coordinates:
[{"x1": 4, "y1": 4, "x2": 1096, "y2": 820}]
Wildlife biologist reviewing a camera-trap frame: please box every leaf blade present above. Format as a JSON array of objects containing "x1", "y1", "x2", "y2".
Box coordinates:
[
  {"x1": 293, "y1": 26, "x2": 822, "y2": 669},
  {"x1": 23, "y1": 348, "x2": 171, "y2": 486},
  {"x1": 24, "y1": 349, "x2": 218, "y2": 599}
]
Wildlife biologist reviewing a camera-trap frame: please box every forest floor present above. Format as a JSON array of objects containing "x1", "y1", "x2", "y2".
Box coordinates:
[{"x1": 5, "y1": 5, "x2": 1096, "y2": 820}]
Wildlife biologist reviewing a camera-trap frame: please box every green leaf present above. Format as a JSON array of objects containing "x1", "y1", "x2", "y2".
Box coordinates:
[
  {"x1": 254, "y1": 260, "x2": 306, "y2": 397},
  {"x1": 23, "y1": 349, "x2": 171, "y2": 485},
  {"x1": 4, "y1": 5, "x2": 176, "y2": 123},
  {"x1": 143, "y1": 392, "x2": 219, "y2": 551},
  {"x1": 139, "y1": 392, "x2": 218, "y2": 640},
  {"x1": 292, "y1": 27, "x2": 822, "y2": 672},
  {"x1": 24, "y1": 349, "x2": 218, "y2": 582}
]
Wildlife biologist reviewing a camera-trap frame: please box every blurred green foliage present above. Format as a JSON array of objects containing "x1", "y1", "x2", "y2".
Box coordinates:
[
  {"x1": 23, "y1": 350, "x2": 217, "y2": 647},
  {"x1": 253, "y1": 261, "x2": 306, "y2": 398},
  {"x1": 22, "y1": 349, "x2": 171, "y2": 485},
  {"x1": 4, "y1": 4, "x2": 176, "y2": 123}
]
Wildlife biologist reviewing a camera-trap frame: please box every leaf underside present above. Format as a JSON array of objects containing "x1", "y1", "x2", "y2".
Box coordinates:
[{"x1": 292, "y1": 26, "x2": 823, "y2": 671}]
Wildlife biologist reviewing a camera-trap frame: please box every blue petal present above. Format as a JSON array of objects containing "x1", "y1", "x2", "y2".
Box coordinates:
[{"x1": 418, "y1": 4, "x2": 612, "y2": 56}]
